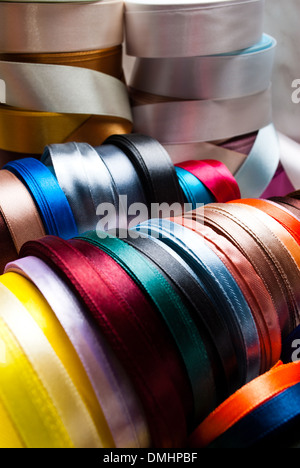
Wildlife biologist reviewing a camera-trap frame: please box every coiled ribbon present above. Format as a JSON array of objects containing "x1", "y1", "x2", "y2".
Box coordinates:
[
  {"x1": 4, "y1": 159, "x2": 78, "y2": 239},
  {"x1": 125, "y1": 0, "x2": 264, "y2": 58}
]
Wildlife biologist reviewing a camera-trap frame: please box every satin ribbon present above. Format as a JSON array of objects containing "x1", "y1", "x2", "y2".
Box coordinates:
[
  {"x1": 234, "y1": 124, "x2": 280, "y2": 198},
  {"x1": 79, "y1": 231, "x2": 215, "y2": 424},
  {"x1": 0, "y1": 45, "x2": 124, "y2": 77},
  {"x1": 0, "y1": 211, "x2": 17, "y2": 274},
  {"x1": 206, "y1": 381, "x2": 300, "y2": 448},
  {"x1": 189, "y1": 361, "x2": 300, "y2": 448},
  {"x1": 19, "y1": 236, "x2": 188, "y2": 448},
  {"x1": 164, "y1": 124, "x2": 280, "y2": 199},
  {"x1": 4, "y1": 158, "x2": 78, "y2": 239},
  {"x1": 135, "y1": 218, "x2": 261, "y2": 390},
  {"x1": 227, "y1": 202, "x2": 300, "y2": 270},
  {"x1": 176, "y1": 160, "x2": 241, "y2": 203},
  {"x1": 69, "y1": 238, "x2": 193, "y2": 436},
  {"x1": 230, "y1": 198, "x2": 300, "y2": 246},
  {"x1": 175, "y1": 166, "x2": 215, "y2": 208},
  {"x1": 41, "y1": 142, "x2": 118, "y2": 235},
  {"x1": 0, "y1": 281, "x2": 103, "y2": 448},
  {"x1": 103, "y1": 134, "x2": 184, "y2": 214},
  {"x1": 0, "y1": 271, "x2": 114, "y2": 447},
  {"x1": 0, "y1": 170, "x2": 45, "y2": 253},
  {"x1": 0, "y1": 61, "x2": 132, "y2": 120},
  {"x1": 95, "y1": 143, "x2": 148, "y2": 229},
  {"x1": 200, "y1": 204, "x2": 300, "y2": 337},
  {"x1": 175, "y1": 216, "x2": 281, "y2": 375},
  {"x1": 0, "y1": 314, "x2": 74, "y2": 448},
  {"x1": 131, "y1": 86, "x2": 272, "y2": 145},
  {"x1": 194, "y1": 205, "x2": 292, "y2": 337},
  {"x1": 0, "y1": 108, "x2": 132, "y2": 155},
  {"x1": 129, "y1": 34, "x2": 276, "y2": 100},
  {"x1": 221, "y1": 203, "x2": 300, "y2": 318},
  {"x1": 0, "y1": 396, "x2": 24, "y2": 448},
  {"x1": 5, "y1": 256, "x2": 150, "y2": 449},
  {"x1": 0, "y1": 1, "x2": 124, "y2": 54},
  {"x1": 165, "y1": 140, "x2": 247, "y2": 174},
  {"x1": 124, "y1": 228, "x2": 245, "y2": 403},
  {"x1": 41, "y1": 134, "x2": 183, "y2": 233},
  {"x1": 125, "y1": 0, "x2": 264, "y2": 58}
]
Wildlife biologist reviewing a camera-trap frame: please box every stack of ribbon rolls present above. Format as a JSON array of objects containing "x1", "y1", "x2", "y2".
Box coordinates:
[
  {"x1": 0, "y1": 133, "x2": 241, "y2": 273},
  {"x1": 0, "y1": 0, "x2": 133, "y2": 166},
  {"x1": 125, "y1": 0, "x2": 281, "y2": 199},
  {"x1": 0, "y1": 191, "x2": 300, "y2": 447}
]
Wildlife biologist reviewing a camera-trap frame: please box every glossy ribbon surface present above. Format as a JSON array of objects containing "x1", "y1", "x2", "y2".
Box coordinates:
[
  {"x1": 132, "y1": 87, "x2": 272, "y2": 145},
  {"x1": 4, "y1": 159, "x2": 78, "y2": 239},
  {"x1": 125, "y1": 0, "x2": 264, "y2": 58},
  {"x1": 0, "y1": 1, "x2": 124, "y2": 54},
  {"x1": 130, "y1": 34, "x2": 276, "y2": 100}
]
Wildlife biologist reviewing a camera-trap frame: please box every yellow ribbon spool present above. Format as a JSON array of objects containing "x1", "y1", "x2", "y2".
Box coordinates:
[
  {"x1": 0, "y1": 274, "x2": 115, "y2": 448},
  {"x1": 0, "y1": 315, "x2": 74, "y2": 448}
]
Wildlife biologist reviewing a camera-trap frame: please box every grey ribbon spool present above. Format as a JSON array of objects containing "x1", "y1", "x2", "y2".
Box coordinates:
[{"x1": 42, "y1": 142, "x2": 118, "y2": 234}]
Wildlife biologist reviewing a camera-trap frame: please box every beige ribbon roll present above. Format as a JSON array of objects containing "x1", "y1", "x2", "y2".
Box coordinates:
[
  {"x1": 0, "y1": 170, "x2": 45, "y2": 253},
  {"x1": 0, "y1": 0, "x2": 124, "y2": 54}
]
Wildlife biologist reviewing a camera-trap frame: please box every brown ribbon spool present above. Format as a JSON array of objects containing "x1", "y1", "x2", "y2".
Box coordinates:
[
  {"x1": 185, "y1": 205, "x2": 295, "y2": 340},
  {"x1": 0, "y1": 170, "x2": 46, "y2": 272},
  {"x1": 203, "y1": 204, "x2": 300, "y2": 337},
  {"x1": 0, "y1": 46, "x2": 132, "y2": 159}
]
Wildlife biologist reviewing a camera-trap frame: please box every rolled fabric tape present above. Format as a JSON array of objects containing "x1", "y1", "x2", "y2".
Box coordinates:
[
  {"x1": 0, "y1": 1, "x2": 124, "y2": 54},
  {"x1": 5, "y1": 256, "x2": 150, "y2": 449},
  {"x1": 42, "y1": 142, "x2": 118, "y2": 235},
  {"x1": 0, "y1": 108, "x2": 133, "y2": 155},
  {"x1": 132, "y1": 86, "x2": 272, "y2": 145},
  {"x1": 0, "y1": 170, "x2": 45, "y2": 253},
  {"x1": 125, "y1": 0, "x2": 264, "y2": 58},
  {"x1": 0, "y1": 61, "x2": 132, "y2": 121},
  {"x1": 130, "y1": 34, "x2": 276, "y2": 100}
]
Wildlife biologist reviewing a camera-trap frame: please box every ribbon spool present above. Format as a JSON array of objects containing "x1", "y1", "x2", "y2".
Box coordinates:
[
  {"x1": 0, "y1": 133, "x2": 243, "y2": 272},
  {"x1": 0, "y1": 0, "x2": 132, "y2": 163},
  {"x1": 0, "y1": 278, "x2": 108, "y2": 448},
  {"x1": 0, "y1": 191, "x2": 299, "y2": 446},
  {"x1": 4, "y1": 256, "x2": 150, "y2": 448},
  {"x1": 124, "y1": 0, "x2": 265, "y2": 58},
  {"x1": 127, "y1": 4, "x2": 278, "y2": 199},
  {"x1": 19, "y1": 235, "x2": 190, "y2": 448},
  {"x1": 189, "y1": 361, "x2": 300, "y2": 448},
  {"x1": 41, "y1": 134, "x2": 184, "y2": 234},
  {"x1": 187, "y1": 203, "x2": 300, "y2": 339}
]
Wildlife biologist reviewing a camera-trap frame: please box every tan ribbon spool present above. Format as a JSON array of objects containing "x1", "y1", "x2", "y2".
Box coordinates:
[
  {"x1": 0, "y1": 170, "x2": 45, "y2": 253},
  {"x1": 202, "y1": 204, "x2": 300, "y2": 337},
  {"x1": 187, "y1": 206, "x2": 294, "y2": 339}
]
